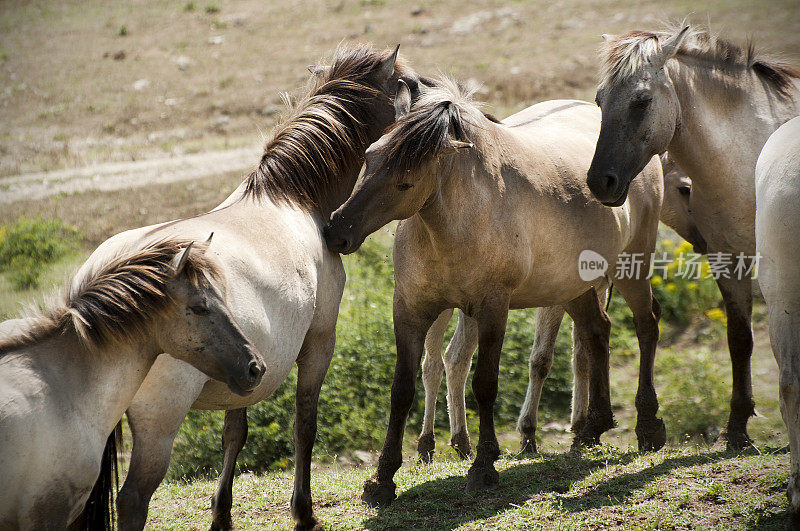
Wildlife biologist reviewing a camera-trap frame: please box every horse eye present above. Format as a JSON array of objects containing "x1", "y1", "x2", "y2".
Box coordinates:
[
  {"x1": 190, "y1": 305, "x2": 210, "y2": 316},
  {"x1": 397, "y1": 182, "x2": 414, "y2": 191},
  {"x1": 678, "y1": 185, "x2": 691, "y2": 196},
  {"x1": 632, "y1": 93, "x2": 653, "y2": 108}
]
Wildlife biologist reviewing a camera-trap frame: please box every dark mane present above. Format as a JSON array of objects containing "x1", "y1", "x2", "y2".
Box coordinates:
[
  {"x1": 601, "y1": 27, "x2": 800, "y2": 97},
  {"x1": 0, "y1": 239, "x2": 218, "y2": 354},
  {"x1": 380, "y1": 78, "x2": 475, "y2": 178},
  {"x1": 242, "y1": 45, "x2": 406, "y2": 210}
]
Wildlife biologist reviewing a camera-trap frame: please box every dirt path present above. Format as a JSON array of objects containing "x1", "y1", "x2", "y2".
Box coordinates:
[{"x1": 0, "y1": 145, "x2": 262, "y2": 205}]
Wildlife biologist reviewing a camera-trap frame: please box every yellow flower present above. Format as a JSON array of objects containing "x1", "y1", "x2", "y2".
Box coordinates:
[
  {"x1": 678, "y1": 241, "x2": 694, "y2": 255},
  {"x1": 688, "y1": 282, "x2": 698, "y2": 291},
  {"x1": 651, "y1": 276, "x2": 663, "y2": 286},
  {"x1": 666, "y1": 283, "x2": 677, "y2": 292},
  {"x1": 705, "y1": 308, "x2": 727, "y2": 323}
]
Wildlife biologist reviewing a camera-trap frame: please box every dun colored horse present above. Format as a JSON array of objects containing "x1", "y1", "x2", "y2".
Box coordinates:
[
  {"x1": 325, "y1": 77, "x2": 664, "y2": 505},
  {"x1": 103, "y1": 45, "x2": 426, "y2": 530},
  {"x1": 587, "y1": 25, "x2": 800, "y2": 449},
  {"x1": 416, "y1": 156, "x2": 706, "y2": 460}
]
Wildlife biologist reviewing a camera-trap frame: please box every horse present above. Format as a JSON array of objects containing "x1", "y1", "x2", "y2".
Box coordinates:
[
  {"x1": 416, "y1": 155, "x2": 706, "y2": 461},
  {"x1": 755, "y1": 116, "x2": 800, "y2": 524},
  {"x1": 0, "y1": 238, "x2": 265, "y2": 530},
  {"x1": 325, "y1": 77, "x2": 664, "y2": 505},
  {"x1": 97, "y1": 45, "x2": 425, "y2": 530},
  {"x1": 586, "y1": 24, "x2": 800, "y2": 449}
]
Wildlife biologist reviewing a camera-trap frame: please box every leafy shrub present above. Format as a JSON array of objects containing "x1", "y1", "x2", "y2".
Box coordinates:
[
  {"x1": 657, "y1": 347, "x2": 729, "y2": 442},
  {"x1": 0, "y1": 217, "x2": 79, "y2": 289}
]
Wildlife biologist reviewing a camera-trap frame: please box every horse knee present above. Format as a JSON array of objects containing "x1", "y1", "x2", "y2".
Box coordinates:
[
  {"x1": 529, "y1": 351, "x2": 554, "y2": 381},
  {"x1": 779, "y1": 372, "x2": 800, "y2": 410}
]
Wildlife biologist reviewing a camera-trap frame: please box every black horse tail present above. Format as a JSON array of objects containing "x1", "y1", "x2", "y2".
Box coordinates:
[{"x1": 80, "y1": 421, "x2": 122, "y2": 530}]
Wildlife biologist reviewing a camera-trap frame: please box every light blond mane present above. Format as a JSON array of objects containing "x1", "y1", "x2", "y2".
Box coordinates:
[
  {"x1": 600, "y1": 26, "x2": 800, "y2": 96},
  {"x1": 0, "y1": 239, "x2": 218, "y2": 354}
]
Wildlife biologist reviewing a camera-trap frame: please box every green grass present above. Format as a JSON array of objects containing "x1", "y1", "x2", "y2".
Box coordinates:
[{"x1": 147, "y1": 444, "x2": 792, "y2": 529}]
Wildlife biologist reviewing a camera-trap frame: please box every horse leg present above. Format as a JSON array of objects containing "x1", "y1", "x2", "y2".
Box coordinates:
[
  {"x1": 465, "y1": 294, "x2": 510, "y2": 492},
  {"x1": 117, "y1": 375, "x2": 205, "y2": 531},
  {"x1": 444, "y1": 310, "x2": 478, "y2": 459},
  {"x1": 362, "y1": 297, "x2": 437, "y2": 507},
  {"x1": 767, "y1": 306, "x2": 800, "y2": 522},
  {"x1": 209, "y1": 408, "x2": 248, "y2": 531},
  {"x1": 615, "y1": 277, "x2": 665, "y2": 451},
  {"x1": 715, "y1": 275, "x2": 755, "y2": 450},
  {"x1": 564, "y1": 289, "x2": 614, "y2": 448},
  {"x1": 517, "y1": 305, "x2": 565, "y2": 454},
  {"x1": 571, "y1": 285, "x2": 609, "y2": 435},
  {"x1": 290, "y1": 330, "x2": 335, "y2": 530},
  {"x1": 570, "y1": 323, "x2": 590, "y2": 435},
  {"x1": 418, "y1": 308, "x2": 454, "y2": 463}
]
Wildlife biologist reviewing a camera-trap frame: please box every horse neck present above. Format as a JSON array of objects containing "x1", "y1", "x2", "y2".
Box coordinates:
[
  {"x1": 666, "y1": 60, "x2": 800, "y2": 195},
  {"x1": 26, "y1": 330, "x2": 158, "y2": 439},
  {"x1": 416, "y1": 129, "x2": 506, "y2": 247},
  {"x1": 317, "y1": 157, "x2": 368, "y2": 219}
]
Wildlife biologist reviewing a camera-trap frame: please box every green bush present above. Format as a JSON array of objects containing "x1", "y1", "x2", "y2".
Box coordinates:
[
  {"x1": 657, "y1": 347, "x2": 729, "y2": 442},
  {"x1": 0, "y1": 217, "x2": 79, "y2": 289}
]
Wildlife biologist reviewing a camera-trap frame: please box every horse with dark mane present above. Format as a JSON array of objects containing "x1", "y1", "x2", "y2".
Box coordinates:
[
  {"x1": 0, "y1": 238, "x2": 264, "y2": 529},
  {"x1": 587, "y1": 25, "x2": 800, "y2": 452},
  {"x1": 326, "y1": 76, "x2": 664, "y2": 504},
  {"x1": 99, "y1": 44, "x2": 425, "y2": 530}
]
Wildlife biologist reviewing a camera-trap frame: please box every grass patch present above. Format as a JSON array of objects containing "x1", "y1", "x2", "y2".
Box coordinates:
[{"x1": 147, "y1": 445, "x2": 793, "y2": 529}]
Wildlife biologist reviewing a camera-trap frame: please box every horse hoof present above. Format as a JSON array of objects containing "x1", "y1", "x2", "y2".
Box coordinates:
[
  {"x1": 417, "y1": 433, "x2": 435, "y2": 464},
  {"x1": 451, "y1": 429, "x2": 473, "y2": 460},
  {"x1": 362, "y1": 478, "x2": 396, "y2": 507},
  {"x1": 465, "y1": 465, "x2": 499, "y2": 492},
  {"x1": 789, "y1": 510, "x2": 800, "y2": 531},
  {"x1": 570, "y1": 432, "x2": 600, "y2": 454},
  {"x1": 294, "y1": 516, "x2": 324, "y2": 531},
  {"x1": 716, "y1": 426, "x2": 752, "y2": 452},
  {"x1": 518, "y1": 437, "x2": 537, "y2": 457},
  {"x1": 209, "y1": 519, "x2": 232, "y2": 531},
  {"x1": 636, "y1": 417, "x2": 666, "y2": 452}
]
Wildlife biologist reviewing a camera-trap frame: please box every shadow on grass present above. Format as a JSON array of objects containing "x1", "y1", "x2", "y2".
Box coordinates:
[
  {"x1": 362, "y1": 451, "x2": 636, "y2": 530},
  {"x1": 558, "y1": 449, "x2": 743, "y2": 512},
  {"x1": 363, "y1": 448, "x2": 777, "y2": 530},
  {"x1": 745, "y1": 509, "x2": 795, "y2": 531}
]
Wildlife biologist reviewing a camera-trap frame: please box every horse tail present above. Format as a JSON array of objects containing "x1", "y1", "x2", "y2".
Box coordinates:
[{"x1": 80, "y1": 421, "x2": 122, "y2": 530}]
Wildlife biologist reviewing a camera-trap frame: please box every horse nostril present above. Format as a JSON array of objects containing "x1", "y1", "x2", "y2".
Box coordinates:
[
  {"x1": 248, "y1": 360, "x2": 263, "y2": 383},
  {"x1": 604, "y1": 173, "x2": 618, "y2": 192},
  {"x1": 329, "y1": 237, "x2": 351, "y2": 254}
]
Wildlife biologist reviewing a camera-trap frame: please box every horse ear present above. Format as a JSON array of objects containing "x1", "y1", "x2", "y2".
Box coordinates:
[
  {"x1": 601, "y1": 33, "x2": 613, "y2": 42},
  {"x1": 204, "y1": 232, "x2": 214, "y2": 247},
  {"x1": 376, "y1": 44, "x2": 400, "y2": 81},
  {"x1": 307, "y1": 64, "x2": 330, "y2": 78},
  {"x1": 442, "y1": 139, "x2": 474, "y2": 156},
  {"x1": 394, "y1": 79, "x2": 412, "y2": 119},
  {"x1": 652, "y1": 26, "x2": 690, "y2": 69},
  {"x1": 171, "y1": 242, "x2": 194, "y2": 275}
]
